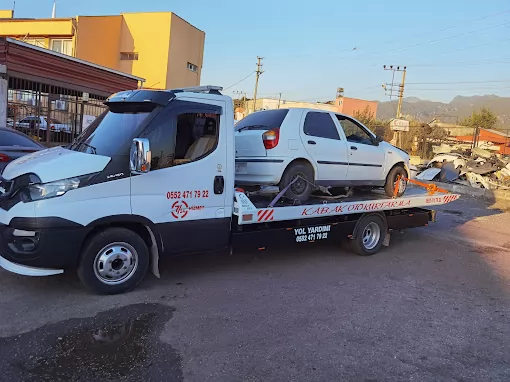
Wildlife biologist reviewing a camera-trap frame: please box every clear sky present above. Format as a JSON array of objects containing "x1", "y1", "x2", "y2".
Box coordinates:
[{"x1": 5, "y1": 0, "x2": 510, "y2": 103}]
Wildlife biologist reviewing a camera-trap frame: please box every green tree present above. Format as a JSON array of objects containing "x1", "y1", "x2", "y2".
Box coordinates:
[
  {"x1": 460, "y1": 107, "x2": 498, "y2": 130},
  {"x1": 353, "y1": 106, "x2": 376, "y2": 126}
]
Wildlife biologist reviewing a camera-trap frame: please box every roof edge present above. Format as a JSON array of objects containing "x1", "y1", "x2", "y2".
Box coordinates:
[{"x1": 5, "y1": 37, "x2": 145, "y2": 83}]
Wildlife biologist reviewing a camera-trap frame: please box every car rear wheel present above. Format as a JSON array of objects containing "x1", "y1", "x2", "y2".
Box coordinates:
[
  {"x1": 279, "y1": 162, "x2": 314, "y2": 203},
  {"x1": 384, "y1": 165, "x2": 407, "y2": 197}
]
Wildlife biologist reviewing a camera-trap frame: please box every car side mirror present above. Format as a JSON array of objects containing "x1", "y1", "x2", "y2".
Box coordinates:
[
  {"x1": 373, "y1": 135, "x2": 383, "y2": 145},
  {"x1": 130, "y1": 138, "x2": 151, "y2": 174}
]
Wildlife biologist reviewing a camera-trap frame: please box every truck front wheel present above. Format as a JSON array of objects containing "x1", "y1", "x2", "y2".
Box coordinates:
[{"x1": 78, "y1": 227, "x2": 150, "y2": 294}]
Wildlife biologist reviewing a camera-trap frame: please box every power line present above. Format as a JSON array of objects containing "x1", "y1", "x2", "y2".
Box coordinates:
[
  {"x1": 407, "y1": 79, "x2": 510, "y2": 85},
  {"x1": 224, "y1": 72, "x2": 255, "y2": 90},
  {"x1": 406, "y1": 86, "x2": 510, "y2": 91},
  {"x1": 264, "y1": 11, "x2": 510, "y2": 63},
  {"x1": 337, "y1": 21, "x2": 510, "y2": 62}
]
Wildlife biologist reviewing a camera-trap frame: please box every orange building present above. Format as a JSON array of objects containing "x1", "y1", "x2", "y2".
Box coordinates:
[
  {"x1": 335, "y1": 96, "x2": 378, "y2": 118},
  {"x1": 456, "y1": 129, "x2": 510, "y2": 155}
]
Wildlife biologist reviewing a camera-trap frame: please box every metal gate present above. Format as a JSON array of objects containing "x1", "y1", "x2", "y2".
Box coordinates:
[{"x1": 7, "y1": 76, "x2": 107, "y2": 146}]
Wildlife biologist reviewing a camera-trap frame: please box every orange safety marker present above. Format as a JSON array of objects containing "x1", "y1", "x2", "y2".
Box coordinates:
[{"x1": 393, "y1": 175, "x2": 449, "y2": 197}]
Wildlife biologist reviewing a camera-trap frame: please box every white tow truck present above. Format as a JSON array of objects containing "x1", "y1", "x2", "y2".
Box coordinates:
[{"x1": 0, "y1": 86, "x2": 460, "y2": 294}]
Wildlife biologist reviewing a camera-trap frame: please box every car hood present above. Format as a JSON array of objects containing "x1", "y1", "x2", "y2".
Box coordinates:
[
  {"x1": 383, "y1": 142, "x2": 409, "y2": 157},
  {"x1": 2, "y1": 146, "x2": 111, "y2": 183}
]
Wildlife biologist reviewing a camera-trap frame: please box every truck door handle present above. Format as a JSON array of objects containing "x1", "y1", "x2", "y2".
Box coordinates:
[
  {"x1": 350, "y1": 146, "x2": 358, "y2": 150},
  {"x1": 214, "y1": 176, "x2": 224, "y2": 194},
  {"x1": 308, "y1": 140, "x2": 316, "y2": 145}
]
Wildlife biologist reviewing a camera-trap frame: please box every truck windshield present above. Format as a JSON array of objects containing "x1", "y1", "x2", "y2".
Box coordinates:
[{"x1": 69, "y1": 107, "x2": 154, "y2": 156}]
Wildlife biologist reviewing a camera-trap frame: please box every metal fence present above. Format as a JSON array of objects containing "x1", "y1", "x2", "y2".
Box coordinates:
[{"x1": 7, "y1": 77, "x2": 108, "y2": 147}]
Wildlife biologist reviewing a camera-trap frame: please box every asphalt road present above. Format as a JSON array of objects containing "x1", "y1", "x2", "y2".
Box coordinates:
[{"x1": 0, "y1": 197, "x2": 509, "y2": 381}]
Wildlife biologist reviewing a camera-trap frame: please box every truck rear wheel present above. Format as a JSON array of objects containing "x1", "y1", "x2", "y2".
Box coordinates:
[
  {"x1": 350, "y1": 214, "x2": 387, "y2": 256},
  {"x1": 78, "y1": 227, "x2": 149, "y2": 294}
]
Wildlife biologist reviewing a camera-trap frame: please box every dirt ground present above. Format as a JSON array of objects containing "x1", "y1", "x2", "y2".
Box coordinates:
[{"x1": 0, "y1": 196, "x2": 509, "y2": 381}]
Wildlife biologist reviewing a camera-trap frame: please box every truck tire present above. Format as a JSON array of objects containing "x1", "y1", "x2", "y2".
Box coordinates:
[
  {"x1": 384, "y1": 165, "x2": 407, "y2": 197},
  {"x1": 78, "y1": 227, "x2": 150, "y2": 294},
  {"x1": 279, "y1": 162, "x2": 314, "y2": 203},
  {"x1": 350, "y1": 214, "x2": 387, "y2": 256}
]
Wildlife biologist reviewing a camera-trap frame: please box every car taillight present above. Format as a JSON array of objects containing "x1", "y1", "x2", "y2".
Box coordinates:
[
  {"x1": 0, "y1": 153, "x2": 10, "y2": 162},
  {"x1": 262, "y1": 128, "x2": 280, "y2": 150},
  {"x1": 50, "y1": 125, "x2": 55, "y2": 131}
]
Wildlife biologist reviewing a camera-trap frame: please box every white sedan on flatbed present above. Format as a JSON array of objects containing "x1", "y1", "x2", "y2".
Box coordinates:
[{"x1": 234, "y1": 108, "x2": 410, "y2": 202}]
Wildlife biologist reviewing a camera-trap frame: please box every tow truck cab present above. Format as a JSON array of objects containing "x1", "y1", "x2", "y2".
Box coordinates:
[{"x1": 0, "y1": 86, "x2": 236, "y2": 293}]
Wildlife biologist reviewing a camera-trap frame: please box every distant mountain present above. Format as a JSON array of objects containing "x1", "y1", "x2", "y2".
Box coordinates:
[{"x1": 377, "y1": 95, "x2": 510, "y2": 127}]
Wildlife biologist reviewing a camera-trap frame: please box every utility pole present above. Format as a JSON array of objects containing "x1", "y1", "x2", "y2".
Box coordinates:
[
  {"x1": 252, "y1": 56, "x2": 264, "y2": 114},
  {"x1": 383, "y1": 65, "x2": 407, "y2": 118},
  {"x1": 277, "y1": 92, "x2": 282, "y2": 109},
  {"x1": 383, "y1": 65, "x2": 407, "y2": 149},
  {"x1": 396, "y1": 67, "x2": 407, "y2": 119}
]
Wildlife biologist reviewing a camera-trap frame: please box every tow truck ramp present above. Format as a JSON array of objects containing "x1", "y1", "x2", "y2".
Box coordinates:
[{"x1": 233, "y1": 189, "x2": 460, "y2": 225}]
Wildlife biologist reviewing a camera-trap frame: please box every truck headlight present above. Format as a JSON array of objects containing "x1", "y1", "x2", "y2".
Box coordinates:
[{"x1": 20, "y1": 174, "x2": 97, "y2": 202}]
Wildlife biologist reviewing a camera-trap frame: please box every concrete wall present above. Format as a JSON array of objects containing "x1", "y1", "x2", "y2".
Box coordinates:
[
  {"x1": 0, "y1": 10, "x2": 13, "y2": 18},
  {"x1": 75, "y1": 16, "x2": 122, "y2": 69},
  {"x1": 0, "y1": 18, "x2": 73, "y2": 37},
  {"x1": 166, "y1": 13, "x2": 205, "y2": 89},
  {"x1": 119, "y1": 13, "x2": 172, "y2": 89},
  {"x1": 284, "y1": 101, "x2": 336, "y2": 112},
  {"x1": 337, "y1": 97, "x2": 378, "y2": 118}
]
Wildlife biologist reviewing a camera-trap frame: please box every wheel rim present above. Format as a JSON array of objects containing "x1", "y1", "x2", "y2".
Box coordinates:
[
  {"x1": 393, "y1": 176, "x2": 407, "y2": 194},
  {"x1": 93, "y1": 242, "x2": 138, "y2": 285},
  {"x1": 362, "y1": 222, "x2": 381, "y2": 250},
  {"x1": 290, "y1": 172, "x2": 307, "y2": 195}
]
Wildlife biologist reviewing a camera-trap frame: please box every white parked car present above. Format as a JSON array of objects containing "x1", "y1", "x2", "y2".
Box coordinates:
[
  {"x1": 234, "y1": 108, "x2": 411, "y2": 201},
  {"x1": 8, "y1": 116, "x2": 71, "y2": 134}
]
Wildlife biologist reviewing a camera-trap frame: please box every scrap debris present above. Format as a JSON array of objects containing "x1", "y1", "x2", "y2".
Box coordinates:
[{"x1": 416, "y1": 146, "x2": 510, "y2": 190}]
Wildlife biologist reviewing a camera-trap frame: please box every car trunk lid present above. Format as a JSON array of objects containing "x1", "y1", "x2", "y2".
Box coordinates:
[
  {"x1": 235, "y1": 129, "x2": 267, "y2": 157},
  {"x1": 234, "y1": 109, "x2": 290, "y2": 158}
]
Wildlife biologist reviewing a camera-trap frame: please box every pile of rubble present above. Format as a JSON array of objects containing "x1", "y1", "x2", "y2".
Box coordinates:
[{"x1": 415, "y1": 147, "x2": 510, "y2": 190}]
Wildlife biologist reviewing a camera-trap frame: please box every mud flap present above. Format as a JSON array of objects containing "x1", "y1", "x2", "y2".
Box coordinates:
[
  {"x1": 383, "y1": 231, "x2": 391, "y2": 247},
  {"x1": 146, "y1": 226, "x2": 160, "y2": 278}
]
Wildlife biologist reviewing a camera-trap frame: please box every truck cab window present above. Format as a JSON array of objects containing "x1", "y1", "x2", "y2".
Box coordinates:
[
  {"x1": 143, "y1": 112, "x2": 219, "y2": 171},
  {"x1": 173, "y1": 113, "x2": 219, "y2": 165}
]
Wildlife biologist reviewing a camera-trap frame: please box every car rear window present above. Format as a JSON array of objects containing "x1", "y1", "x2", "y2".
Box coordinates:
[
  {"x1": 0, "y1": 130, "x2": 42, "y2": 148},
  {"x1": 303, "y1": 112, "x2": 340, "y2": 140},
  {"x1": 235, "y1": 109, "x2": 289, "y2": 131}
]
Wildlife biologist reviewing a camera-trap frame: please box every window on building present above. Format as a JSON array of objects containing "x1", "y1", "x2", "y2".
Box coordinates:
[
  {"x1": 120, "y1": 52, "x2": 139, "y2": 61},
  {"x1": 187, "y1": 62, "x2": 198, "y2": 72},
  {"x1": 303, "y1": 112, "x2": 340, "y2": 140},
  {"x1": 51, "y1": 39, "x2": 73, "y2": 56}
]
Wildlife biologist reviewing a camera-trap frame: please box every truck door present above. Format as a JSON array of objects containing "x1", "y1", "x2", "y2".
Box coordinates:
[
  {"x1": 299, "y1": 111, "x2": 349, "y2": 184},
  {"x1": 130, "y1": 100, "x2": 230, "y2": 255}
]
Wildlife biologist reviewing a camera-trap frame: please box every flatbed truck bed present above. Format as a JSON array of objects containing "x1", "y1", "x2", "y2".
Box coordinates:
[{"x1": 229, "y1": 187, "x2": 459, "y2": 255}]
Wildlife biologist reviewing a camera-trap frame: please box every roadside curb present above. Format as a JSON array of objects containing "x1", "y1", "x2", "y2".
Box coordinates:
[{"x1": 421, "y1": 181, "x2": 510, "y2": 202}]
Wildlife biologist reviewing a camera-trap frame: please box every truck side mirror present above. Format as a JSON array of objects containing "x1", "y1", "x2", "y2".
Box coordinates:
[{"x1": 130, "y1": 138, "x2": 151, "y2": 174}]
